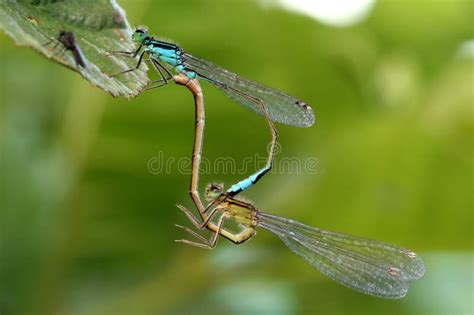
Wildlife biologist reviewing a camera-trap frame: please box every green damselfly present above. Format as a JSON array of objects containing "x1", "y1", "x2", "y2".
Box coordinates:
[{"x1": 176, "y1": 182, "x2": 425, "y2": 299}]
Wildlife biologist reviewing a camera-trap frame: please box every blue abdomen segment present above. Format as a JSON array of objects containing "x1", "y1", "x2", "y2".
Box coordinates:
[
  {"x1": 145, "y1": 40, "x2": 197, "y2": 78},
  {"x1": 159, "y1": 55, "x2": 180, "y2": 66},
  {"x1": 147, "y1": 42, "x2": 181, "y2": 66},
  {"x1": 150, "y1": 46, "x2": 178, "y2": 59},
  {"x1": 175, "y1": 64, "x2": 197, "y2": 79},
  {"x1": 184, "y1": 70, "x2": 197, "y2": 79},
  {"x1": 227, "y1": 166, "x2": 270, "y2": 196}
]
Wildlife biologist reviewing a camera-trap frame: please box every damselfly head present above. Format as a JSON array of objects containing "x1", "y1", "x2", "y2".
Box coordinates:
[
  {"x1": 205, "y1": 183, "x2": 224, "y2": 201},
  {"x1": 132, "y1": 28, "x2": 148, "y2": 43}
]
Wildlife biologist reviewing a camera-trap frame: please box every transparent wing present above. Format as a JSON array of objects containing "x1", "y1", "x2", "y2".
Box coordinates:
[
  {"x1": 258, "y1": 212, "x2": 425, "y2": 298},
  {"x1": 182, "y1": 53, "x2": 315, "y2": 127}
]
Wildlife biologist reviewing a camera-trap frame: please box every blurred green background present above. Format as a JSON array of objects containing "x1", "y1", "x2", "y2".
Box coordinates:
[{"x1": 1, "y1": 0, "x2": 473, "y2": 314}]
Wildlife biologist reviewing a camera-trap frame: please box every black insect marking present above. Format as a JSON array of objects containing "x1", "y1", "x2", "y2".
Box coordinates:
[{"x1": 45, "y1": 31, "x2": 87, "y2": 68}]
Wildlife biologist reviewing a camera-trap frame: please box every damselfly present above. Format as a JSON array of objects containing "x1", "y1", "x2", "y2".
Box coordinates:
[
  {"x1": 44, "y1": 30, "x2": 87, "y2": 68},
  {"x1": 176, "y1": 182, "x2": 426, "y2": 299},
  {"x1": 109, "y1": 28, "x2": 315, "y2": 128}
]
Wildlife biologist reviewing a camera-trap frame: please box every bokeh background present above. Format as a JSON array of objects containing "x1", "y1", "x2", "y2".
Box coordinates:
[{"x1": 1, "y1": 0, "x2": 473, "y2": 314}]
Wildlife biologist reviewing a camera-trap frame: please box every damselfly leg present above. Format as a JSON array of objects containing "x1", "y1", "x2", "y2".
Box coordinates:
[
  {"x1": 144, "y1": 58, "x2": 174, "y2": 90},
  {"x1": 108, "y1": 50, "x2": 147, "y2": 77},
  {"x1": 106, "y1": 42, "x2": 144, "y2": 58},
  {"x1": 175, "y1": 210, "x2": 227, "y2": 249},
  {"x1": 175, "y1": 202, "x2": 256, "y2": 248}
]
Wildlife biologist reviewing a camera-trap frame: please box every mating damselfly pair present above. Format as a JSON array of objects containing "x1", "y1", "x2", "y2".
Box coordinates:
[{"x1": 111, "y1": 28, "x2": 425, "y2": 299}]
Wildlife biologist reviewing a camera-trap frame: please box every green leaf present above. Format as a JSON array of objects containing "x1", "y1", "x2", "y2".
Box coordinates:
[{"x1": 0, "y1": 0, "x2": 149, "y2": 98}]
